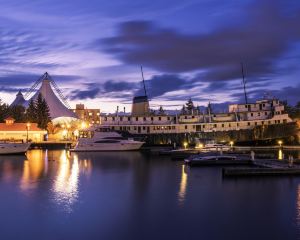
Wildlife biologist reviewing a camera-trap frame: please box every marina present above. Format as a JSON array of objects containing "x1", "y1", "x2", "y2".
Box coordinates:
[{"x1": 1, "y1": 0, "x2": 300, "y2": 239}]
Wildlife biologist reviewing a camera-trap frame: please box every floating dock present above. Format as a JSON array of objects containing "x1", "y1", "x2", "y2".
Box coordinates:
[{"x1": 223, "y1": 159, "x2": 300, "y2": 177}]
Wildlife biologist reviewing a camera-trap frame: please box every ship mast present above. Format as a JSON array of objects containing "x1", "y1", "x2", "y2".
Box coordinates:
[{"x1": 241, "y1": 62, "x2": 248, "y2": 104}]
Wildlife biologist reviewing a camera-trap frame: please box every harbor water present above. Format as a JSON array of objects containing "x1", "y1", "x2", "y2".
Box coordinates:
[{"x1": 0, "y1": 149, "x2": 300, "y2": 240}]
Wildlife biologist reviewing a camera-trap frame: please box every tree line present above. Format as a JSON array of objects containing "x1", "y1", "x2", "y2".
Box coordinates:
[{"x1": 0, "y1": 93, "x2": 51, "y2": 129}]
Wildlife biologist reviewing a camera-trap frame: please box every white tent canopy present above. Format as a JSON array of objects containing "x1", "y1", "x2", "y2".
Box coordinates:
[{"x1": 26, "y1": 73, "x2": 78, "y2": 121}]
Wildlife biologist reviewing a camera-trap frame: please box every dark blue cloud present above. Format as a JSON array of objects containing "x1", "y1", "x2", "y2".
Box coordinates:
[{"x1": 100, "y1": 0, "x2": 300, "y2": 83}]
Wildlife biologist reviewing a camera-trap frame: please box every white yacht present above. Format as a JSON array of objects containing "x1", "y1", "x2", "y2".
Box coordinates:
[
  {"x1": 0, "y1": 142, "x2": 31, "y2": 155},
  {"x1": 71, "y1": 127, "x2": 145, "y2": 152}
]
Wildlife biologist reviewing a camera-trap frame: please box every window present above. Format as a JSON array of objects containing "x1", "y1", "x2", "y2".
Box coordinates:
[
  {"x1": 143, "y1": 117, "x2": 146, "y2": 121},
  {"x1": 159, "y1": 117, "x2": 161, "y2": 121},
  {"x1": 120, "y1": 117, "x2": 123, "y2": 121},
  {"x1": 128, "y1": 117, "x2": 131, "y2": 121},
  {"x1": 185, "y1": 125, "x2": 187, "y2": 129},
  {"x1": 112, "y1": 117, "x2": 115, "y2": 121},
  {"x1": 151, "y1": 117, "x2": 154, "y2": 121},
  {"x1": 247, "y1": 122, "x2": 250, "y2": 126},
  {"x1": 167, "y1": 117, "x2": 170, "y2": 120},
  {"x1": 135, "y1": 117, "x2": 138, "y2": 121}
]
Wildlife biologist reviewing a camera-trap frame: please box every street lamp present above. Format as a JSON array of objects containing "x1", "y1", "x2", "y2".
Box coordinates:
[
  {"x1": 230, "y1": 141, "x2": 234, "y2": 148},
  {"x1": 26, "y1": 123, "x2": 31, "y2": 143},
  {"x1": 278, "y1": 140, "x2": 283, "y2": 148}
]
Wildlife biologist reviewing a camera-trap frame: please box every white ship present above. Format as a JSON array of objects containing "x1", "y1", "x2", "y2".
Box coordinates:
[
  {"x1": 0, "y1": 142, "x2": 31, "y2": 155},
  {"x1": 71, "y1": 127, "x2": 144, "y2": 152}
]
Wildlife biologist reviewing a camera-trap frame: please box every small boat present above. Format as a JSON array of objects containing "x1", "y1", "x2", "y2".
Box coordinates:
[
  {"x1": 71, "y1": 126, "x2": 145, "y2": 152},
  {"x1": 0, "y1": 142, "x2": 31, "y2": 155},
  {"x1": 198, "y1": 143, "x2": 231, "y2": 152},
  {"x1": 184, "y1": 155, "x2": 237, "y2": 164}
]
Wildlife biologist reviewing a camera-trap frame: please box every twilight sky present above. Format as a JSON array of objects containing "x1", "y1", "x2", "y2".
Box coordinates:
[{"x1": 0, "y1": 0, "x2": 300, "y2": 112}]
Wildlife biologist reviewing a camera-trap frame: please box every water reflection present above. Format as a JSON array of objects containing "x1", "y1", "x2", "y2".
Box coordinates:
[
  {"x1": 278, "y1": 149, "x2": 283, "y2": 160},
  {"x1": 20, "y1": 150, "x2": 47, "y2": 192},
  {"x1": 52, "y1": 151, "x2": 80, "y2": 212},
  {"x1": 178, "y1": 164, "x2": 188, "y2": 205}
]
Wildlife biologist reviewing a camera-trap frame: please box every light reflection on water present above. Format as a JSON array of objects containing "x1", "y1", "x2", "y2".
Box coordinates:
[
  {"x1": 52, "y1": 151, "x2": 80, "y2": 212},
  {"x1": 18, "y1": 150, "x2": 93, "y2": 212},
  {"x1": 178, "y1": 164, "x2": 188, "y2": 205},
  {"x1": 278, "y1": 149, "x2": 283, "y2": 160}
]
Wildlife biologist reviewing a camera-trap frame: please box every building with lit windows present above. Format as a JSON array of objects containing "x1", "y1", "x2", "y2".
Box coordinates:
[
  {"x1": 100, "y1": 98, "x2": 293, "y2": 135},
  {"x1": 72, "y1": 104, "x2": 100, "y2": 125},
  {"x1": 0, "y1": 117, "x2": 47, "y2": 142}
]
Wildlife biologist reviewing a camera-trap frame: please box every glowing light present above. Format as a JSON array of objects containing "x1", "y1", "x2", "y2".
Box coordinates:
[
  {"x1": 230, "y1": 141, "x2": 234, "y2": 147},
  {"x1": 195, "y1": 143, "x2": 204, "y2": 149},
  {"x1": 278, "y1": 140, "x2": 283, "y2": 146},
  {"x1": 81, "y1": 122, "x2": 87, "y2": 129},
  {"x1": 74, "y1": 129, "x2": 79, "y2": 137},
  {"x1": 62, "y1": 129, "x2": 68, "y2": 137},
  {"x1": 183, "y1": 142, "x2": 188, "y2": 149},
  {"x1": 278, "y1": 149, "x2": 283, "y2": 160},
  {"x1": 178, "y1": 165, "x2": 188, "y2": 205}
]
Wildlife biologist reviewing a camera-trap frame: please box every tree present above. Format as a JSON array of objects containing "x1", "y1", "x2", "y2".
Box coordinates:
[
  {"x1": 8, "y1": 105, "x2": 26, "y2": 122},
  {"x1": 186, "y1": 98, "x2": 194, "y2": 113},
  {"x1": 0, "y1": 99, "x2": 9, "y2": 122},
  {"x1": 35, "y1": 93, "x2": 51, "y2": 129},
  {"x1": 26, "y1": 99, "x2": 37, "y2": 123},
  {"x1": 158, "y1": 106, "x2": 165, "y2": 115}
]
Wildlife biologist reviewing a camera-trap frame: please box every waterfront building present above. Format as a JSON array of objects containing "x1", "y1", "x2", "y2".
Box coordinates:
[
  {"x1": 72, "y1": 104, "x2": 100, "y2": 125},
  {"x1": 0, "y1": 117, "x2": 46, "y2": 142},
  {"x1": 100, "y1": 98, "x2": 292, "y2": 135}
]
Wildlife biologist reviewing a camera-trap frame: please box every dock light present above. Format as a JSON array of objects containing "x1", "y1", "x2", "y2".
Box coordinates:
[
  {"x1": 278, "y1": 140, "x2": 283, "y2": 147},
  {"x1": 183, "y1": 142, "x2": 188, "y2": 149},
  {"x1": 230, "y1": 141, "x2": 234, "y2": 148}
]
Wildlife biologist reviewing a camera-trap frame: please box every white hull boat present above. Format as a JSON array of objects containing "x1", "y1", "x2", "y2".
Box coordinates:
[
  {"x1": 71, "y1": 127, "x2": 144, "y2": 152},
  {"x1": 0, "y1": 142, "x2": 31, "y2": 155}
]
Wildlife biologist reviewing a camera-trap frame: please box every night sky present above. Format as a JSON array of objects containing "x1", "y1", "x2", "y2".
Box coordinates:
[{"x1": 0, "y1": 0, "x2": 300, "y2": 112}]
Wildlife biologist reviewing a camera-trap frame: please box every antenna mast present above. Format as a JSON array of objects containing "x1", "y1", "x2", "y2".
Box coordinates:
[
  {"x1": 241, "y1": 62, "x2": 248, "y2": 104},
  {"x1": 140, "y1": 65, "x2": 147, "y2": 97}
]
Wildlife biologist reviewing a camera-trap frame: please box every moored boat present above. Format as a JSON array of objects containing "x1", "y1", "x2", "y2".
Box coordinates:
[
  {"x1": 71, "y1": 127, "x2": 144, "y2": 152},
  {"x1": 0, "y1": 142, "x2": 31, "y2": 155},
  {"x1": 184, "y1": 154, "x2": 237, "y2": 165}
]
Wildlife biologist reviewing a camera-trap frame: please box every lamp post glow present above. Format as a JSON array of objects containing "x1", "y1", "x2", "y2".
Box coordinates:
[
  {"x1": 230, "y1": 141, "x2": 234, "y2": 148},
  {"x1": 26, "y1": 123, "x2": 31, "y2": 143},
  {"x1": 183, "y1": 142, "x2": 188, "y2": 149},
  {"x1": 278, "y1": 140, "x2": 283, "y2": 148}
]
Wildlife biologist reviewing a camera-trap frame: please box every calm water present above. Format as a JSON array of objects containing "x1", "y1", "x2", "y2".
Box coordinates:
[{"x1": 0, "y1": 149, "x2": 300, "y2": 240}]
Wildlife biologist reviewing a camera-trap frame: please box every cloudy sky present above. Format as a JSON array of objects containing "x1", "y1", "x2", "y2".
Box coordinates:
[{"x1": 0, "y1": 0, "x2": 299, "y2": 112}]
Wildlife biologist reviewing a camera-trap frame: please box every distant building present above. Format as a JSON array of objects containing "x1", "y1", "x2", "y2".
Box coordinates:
[
  {"x1": 0, "y1": 117, "x2": 47, "y2": 142},
  {"x1": 72, "y1": 104, "x2": 100, "y2": 125}
]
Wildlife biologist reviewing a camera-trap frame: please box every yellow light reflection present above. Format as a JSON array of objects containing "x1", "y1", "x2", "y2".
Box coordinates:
[
  {"x1": 278, "y1": 149, "x2": 283, "y2": 160},
  {"x1": 20, "y1": 150, "x2": 46, "y2": 192},
  {"x1": 178, "y1": 164, "x2": 188, "y2": 205},
  {"x1": 53, "y1": 150, "x2": 79, "y2": 212}
]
